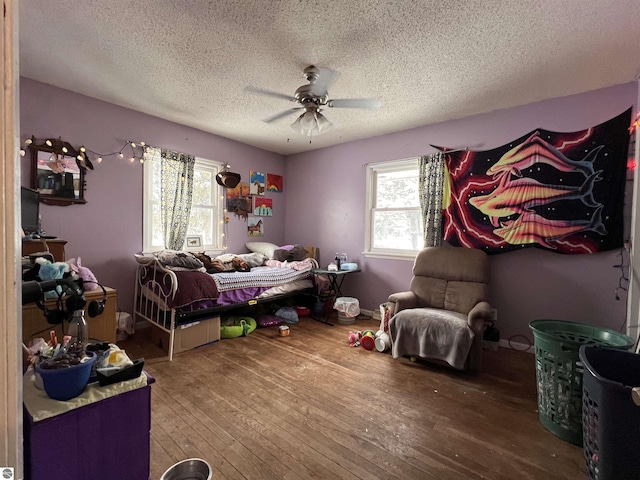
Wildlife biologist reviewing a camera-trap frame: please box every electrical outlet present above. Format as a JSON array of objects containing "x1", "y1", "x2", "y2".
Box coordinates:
[{"x1": 489, "y1": 308, "x2": 498, "y2": 323}]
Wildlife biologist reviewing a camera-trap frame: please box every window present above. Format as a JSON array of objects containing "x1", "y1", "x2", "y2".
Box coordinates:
[
  {"x1": 143, "y1": 152, "x2": 224, "y2": 252},
  {"x1": 365, "y1": 158, "x2": 422, "y2": 258}
]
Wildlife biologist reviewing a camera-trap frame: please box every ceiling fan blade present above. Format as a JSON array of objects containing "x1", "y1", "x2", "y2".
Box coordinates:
[
  {"x1": 310, "y1": 67, "x2": 339, "y2": 95},
  {"x1": 263, "y1": 108, "x2": 303, "y2": 123},
  {"x1": 244, "y1": 86, "x2": 296, "y2": 102},
  {"x1": 327, "y1": 98, "x2": 382, "y2": 109}
]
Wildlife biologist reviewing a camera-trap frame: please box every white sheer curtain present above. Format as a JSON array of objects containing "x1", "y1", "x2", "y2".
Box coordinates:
[
  {"x1": 160, "y1": 149, "x2": 195, "y2": 250},
  {"x1": 418, "y1": 152, "x2": 446, "y2": 247}
]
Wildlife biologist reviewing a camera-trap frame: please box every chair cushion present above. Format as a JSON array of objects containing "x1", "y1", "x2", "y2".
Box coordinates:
[
  {"x1": 410, "y1": 277, "x2": 446, "y2": 309},
  {"x1": 388, "y1": 308, "x2": 475, "y2": 370},
  {"x1": 445, "y1": 281, "x2": 488, "y2": 314}
]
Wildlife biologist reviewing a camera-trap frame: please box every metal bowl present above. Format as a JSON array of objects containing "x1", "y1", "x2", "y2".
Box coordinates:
[{"x1": 160, "y1": 458, "x2": 212, "y2": 480}]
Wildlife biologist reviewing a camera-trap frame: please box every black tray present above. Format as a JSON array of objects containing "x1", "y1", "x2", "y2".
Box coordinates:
[{"x1": 96, "y1": 358, "x2": 145, "y2": 386}]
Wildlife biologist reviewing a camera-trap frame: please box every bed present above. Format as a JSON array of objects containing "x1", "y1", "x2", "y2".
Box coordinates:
[{"x1": 133, "y1": 244, "x2": 319, "y2": 360}]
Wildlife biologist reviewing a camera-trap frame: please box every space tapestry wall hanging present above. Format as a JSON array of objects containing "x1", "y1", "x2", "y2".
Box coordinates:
[{"x1": 440, "y1": 108, "x2": 632, "y2": 254}]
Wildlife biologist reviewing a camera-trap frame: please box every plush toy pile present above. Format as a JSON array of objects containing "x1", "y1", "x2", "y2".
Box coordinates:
[{"x1": 24, "y1": 256, "x2": 100, "y2": 296}]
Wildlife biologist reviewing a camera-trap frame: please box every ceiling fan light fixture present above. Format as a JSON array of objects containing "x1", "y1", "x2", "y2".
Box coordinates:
[{"x1": 291, "y1": 109, "x2": 332, "y2": 137}]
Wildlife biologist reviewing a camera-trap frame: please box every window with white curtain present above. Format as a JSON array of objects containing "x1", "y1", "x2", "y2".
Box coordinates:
[
  {"x1": 143, "y1": 149, "x2": 224, "y2": 252},
  {"x1": 365, "y1": 158, "x2": 423, "y2": 258}
]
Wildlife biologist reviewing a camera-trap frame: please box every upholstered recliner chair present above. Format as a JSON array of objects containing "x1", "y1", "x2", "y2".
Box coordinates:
[{"x1": 387, "y1": 246, "x2": 492, "y2": 371}]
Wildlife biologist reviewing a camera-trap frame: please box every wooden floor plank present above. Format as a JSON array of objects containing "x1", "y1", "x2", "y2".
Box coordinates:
[{"x1": 120, "y1": 316, "x2": 585, "y2": 479}]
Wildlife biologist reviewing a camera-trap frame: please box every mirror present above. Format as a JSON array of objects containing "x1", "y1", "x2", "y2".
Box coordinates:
[{"x1": 29, "y1": 137, "x2": 87, "y2": 206}]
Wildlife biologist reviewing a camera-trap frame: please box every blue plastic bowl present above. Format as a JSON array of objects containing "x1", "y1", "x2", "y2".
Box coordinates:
[{"x1": 36, "y1": 352, "x2": 96, "y2": 401}]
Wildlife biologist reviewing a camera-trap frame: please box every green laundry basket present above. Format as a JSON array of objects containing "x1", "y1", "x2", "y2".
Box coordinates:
[{"x1": 529, "y1": 319, "x2": 634, "y2": 446}]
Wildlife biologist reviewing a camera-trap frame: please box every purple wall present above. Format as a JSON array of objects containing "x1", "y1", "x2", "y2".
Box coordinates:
[
  {"x1": 285, "y1": 82, "x2": 638, "y2": 344},
  {"x1": 21, "y1": 78, "x2": 637, "y2": 344},
  {"x1": 20, "y1": 78, "x2": 286, "y2": 316}
]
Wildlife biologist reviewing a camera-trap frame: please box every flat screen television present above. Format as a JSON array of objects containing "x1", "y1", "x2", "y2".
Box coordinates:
[{"x1": 21, "y1": 186, "x2": 40, "y2": 235}]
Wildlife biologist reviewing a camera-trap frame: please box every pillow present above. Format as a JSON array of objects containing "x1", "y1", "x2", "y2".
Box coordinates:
[
  {"x1": 237, "y1": 252, "x2": 267, "y2": 267},
  {"x1": 273, "y1": 244, "x2": 308, "y2": 262},
  {"x1": 153, "y1": 250, "x2": 204, "y2": 269},
  {"x1": 245, "y1": 241, "x2": 279, "y2": 259}
]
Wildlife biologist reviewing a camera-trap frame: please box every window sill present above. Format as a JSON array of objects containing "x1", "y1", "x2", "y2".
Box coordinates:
[{"x1": 363, "y1": 251, "x2": 417, "y2": 261}]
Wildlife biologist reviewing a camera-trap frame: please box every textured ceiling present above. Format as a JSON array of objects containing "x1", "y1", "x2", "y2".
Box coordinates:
[{"x1": 18, "y1": 1, "x2": 640, "y2": 155}]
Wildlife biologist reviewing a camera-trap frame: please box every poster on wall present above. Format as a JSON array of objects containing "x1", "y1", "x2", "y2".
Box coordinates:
[
  {"x1": 440, "y1": 108, "x2": 632, "y2": 254},
  {"x1": 266, "y1": 173, "x2": 283, "y2": 192},
  {"x1": 247, "y1": 216, "x2": 264, "y2": 237},
  {"x1": 250, "y1": 171, "x2": 265, "y2": 195},
  {"x1": 254, "y1": 197, "x2": 273, "y2": 216},
  {"x1": 226, "y1": 181, "x2": 252, "y2": 220}
]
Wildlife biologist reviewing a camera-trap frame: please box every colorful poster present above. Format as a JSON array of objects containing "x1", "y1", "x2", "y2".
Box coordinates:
[
  {"x1": 250, "y1": 171, "x2": 265, "y2": 195},
  {"x1": 440, "y1": 108, "x2": 631, "y2": 254},
  {"x1": 254, "y1": 197, "x2": 273, "y2": 216},
  {"x1": 247, "y1": 216, "x2": 264, "y2": 237},
  {"x1": 266, "y1": 173, "x2": 283, "y2": 192},
  {"x1": 225, "y1": 181, "x2": 252, "y2": 220}
]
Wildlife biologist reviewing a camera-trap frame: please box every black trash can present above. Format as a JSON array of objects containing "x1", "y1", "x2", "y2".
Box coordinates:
[{"x1": 580, "y1": 346, "x2": 640, "y2": 480}]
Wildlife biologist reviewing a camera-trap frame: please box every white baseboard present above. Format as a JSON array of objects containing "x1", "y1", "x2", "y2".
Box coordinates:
[{"x1": 360, "y1": 308, "x2": 376, "y2": 319}]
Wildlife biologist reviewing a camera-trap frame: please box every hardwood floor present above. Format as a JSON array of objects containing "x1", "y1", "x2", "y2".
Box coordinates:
[{"x1": 120, "y1": 316, "x2": 585, "y2": 479}]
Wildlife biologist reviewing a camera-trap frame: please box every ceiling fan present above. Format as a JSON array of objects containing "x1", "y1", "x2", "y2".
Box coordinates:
[{"x1": 245, "y1": 65, "x2": 382, "y2": 137}]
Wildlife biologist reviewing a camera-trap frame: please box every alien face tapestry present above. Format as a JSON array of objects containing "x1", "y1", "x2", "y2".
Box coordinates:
[{"x1": 441, "y1": 108, "x2": 631, "y2": 254}]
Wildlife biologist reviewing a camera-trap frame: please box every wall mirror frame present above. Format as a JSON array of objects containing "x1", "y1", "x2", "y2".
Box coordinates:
[{"x1": 29, "y1": 137, "x2": 87, "y2": 206}]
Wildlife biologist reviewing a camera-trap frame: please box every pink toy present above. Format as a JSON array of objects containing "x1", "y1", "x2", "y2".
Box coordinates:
[
  {"x1": 348, "y1": 331, "x2": 362, "y2": 347},
  {"x1": 68, "y1": 257, "x2": 99, "y2": 291}
]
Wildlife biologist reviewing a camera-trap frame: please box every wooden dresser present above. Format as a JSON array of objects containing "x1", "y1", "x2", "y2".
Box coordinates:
[
  {"x1": 22, "y1": 286, "x2": 117, "y2": 344},
  {"x1": 22, "y1": 239, "x2": 67, "y2": 262}
]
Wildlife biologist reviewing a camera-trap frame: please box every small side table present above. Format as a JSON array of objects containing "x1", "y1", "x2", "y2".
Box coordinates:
[{"x1": 312, "y1": 268, "x2": 361, "y2": 325}]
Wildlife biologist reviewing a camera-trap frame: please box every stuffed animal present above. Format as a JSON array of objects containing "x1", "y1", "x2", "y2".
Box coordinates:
[
  {"x1": 35, "y1": 258, "x2": 70, "y2": 297},
  {"x1": 67, "y1": 257, "x2": 98, "y2": 291},
  {"x1": 348, "y1": 331, "x2": 362, "y2": 347}
]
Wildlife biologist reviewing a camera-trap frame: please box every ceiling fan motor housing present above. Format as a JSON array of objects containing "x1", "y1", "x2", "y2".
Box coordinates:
[{"x1": 294, "y1": 84, "x2": 328, "y2": 105}]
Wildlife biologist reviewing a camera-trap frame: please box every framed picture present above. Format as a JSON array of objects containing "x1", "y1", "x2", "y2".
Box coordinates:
[
  {"x1": 267, "y1": 173, "x2": 283, "y2": 192},
  {"x1": 254, "y1": 197, "x2": 273, "y2": 216},
  {"x1": 250, "y1": 171, "x2": 265, "y2": 195},
  {"x1": 185, "y1": 235, "x2": 203, "y2": 249},
  {"x1": 247, "y1": 216, "x2": 264, "y2": 237},
  {"x1": 226, "y1": 181, "x2": 252, "y2": 220}
]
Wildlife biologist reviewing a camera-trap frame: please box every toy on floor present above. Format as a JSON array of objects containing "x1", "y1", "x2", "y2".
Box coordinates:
[
  {"x1": 360, "y1": 330, "x2": 376, "y2": 350},
  {"x1": 374, "y1": 330, "x2": 391, "y2": 352},
  {"x1": 348, "y1": 331, "x2": 361, "y2": 347}
]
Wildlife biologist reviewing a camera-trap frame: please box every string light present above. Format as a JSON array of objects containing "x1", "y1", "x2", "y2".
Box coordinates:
[
  {"x1": 613, "y1": 246, "x2": 629, "y2": 301},
  {"x1": 19, "y1": 136, "x2": 148, "y2": 167},
  {"x1": 629, "y1": 112, "x2": 640, "y2": 134}
]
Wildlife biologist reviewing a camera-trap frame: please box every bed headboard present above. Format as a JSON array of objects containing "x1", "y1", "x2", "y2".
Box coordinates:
[{"x1": 304, "y1": 246, "x2": 319, "y2": 262}]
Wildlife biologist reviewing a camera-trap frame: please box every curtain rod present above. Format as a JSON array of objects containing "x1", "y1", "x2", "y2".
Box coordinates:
[{"x1": 429, "y1": 144, "x2": 471, "y2": 153}]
